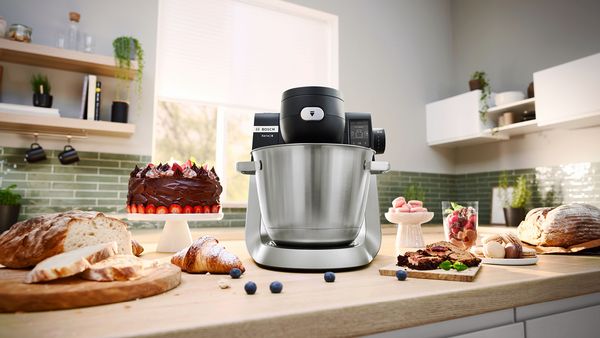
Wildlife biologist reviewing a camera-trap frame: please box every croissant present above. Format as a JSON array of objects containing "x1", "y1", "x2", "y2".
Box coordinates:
[
  {"x1": 171, "y1": 236, "x2": 245, "y2": 274},
  {"x1": 131, "y1": 239, "x2": 144, "y2": 257}
]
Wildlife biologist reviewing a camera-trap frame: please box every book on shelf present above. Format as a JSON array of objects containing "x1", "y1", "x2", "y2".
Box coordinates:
[
  {"x1": 79, "y1": 75, "x2": 88, "y2": 119},
  {"x1": 79, "y1": 74, "x2": 102, "y2": 121},
  {"x1": 86, "y1": 74, "x2": 96, "y2": 121},
  {"x1": 94, "y1": 81, "x2": 102, "y2": 121}
]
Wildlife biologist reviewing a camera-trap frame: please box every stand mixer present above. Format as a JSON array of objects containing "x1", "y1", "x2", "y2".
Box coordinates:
[{"x1": 236, "y1": 86, "x2": 389, "y2": 270}]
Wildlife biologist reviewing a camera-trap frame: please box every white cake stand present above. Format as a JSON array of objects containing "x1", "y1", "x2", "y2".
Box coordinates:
[
  {"x1": 385, "y1": 212, "x2": 434, "y2": 255},
  {"x1": 126, "y1": 213, "x2": 224, "y2": 253}
]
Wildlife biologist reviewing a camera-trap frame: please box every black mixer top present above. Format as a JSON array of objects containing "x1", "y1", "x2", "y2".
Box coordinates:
[{"x1": 251, "y1": 86, "x2": 386, "y2": 154}]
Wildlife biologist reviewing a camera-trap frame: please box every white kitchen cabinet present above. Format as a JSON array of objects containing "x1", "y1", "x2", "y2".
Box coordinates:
[
  {"x1": 449, "y1": 323, "x2": 524, "y2": 338},
  {"x1": 515, "y1": 292, "x2": 600, "y2": 321},
  {"x1": 367, "y1": 309, "x2": 514, "y2": 338},
  {"x1": 426, "y1": 52, "x2": 600, "y2": 147},
  {"x1": 425, "y1": 90, "x2": 506, "y2": 147},
  {"x1": 524, "y1": 304, "x2": 599, "y2": 338},
  {"x1": 534, "y1": 52, "x2": 600, "y2": 128}
]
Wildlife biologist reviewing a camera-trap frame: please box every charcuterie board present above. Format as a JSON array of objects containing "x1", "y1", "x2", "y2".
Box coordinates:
[
  {"x1": 379, "y1": 263, "x2": 481, "y2": 282},
  {"x1": 0, "y1": 263, "x2": 181, "y2": 312}
]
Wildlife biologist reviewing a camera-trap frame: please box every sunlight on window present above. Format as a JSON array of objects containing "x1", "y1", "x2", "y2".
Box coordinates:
[
  {"x1": 155, "y1": 0, "x2": 338, "y2": 205},
  {"x1": 154, "y1": 100, "x2": 254, "y2": 203},
  {"x1": 154, "y1": 101, "x2": 217, "y2": 167}
]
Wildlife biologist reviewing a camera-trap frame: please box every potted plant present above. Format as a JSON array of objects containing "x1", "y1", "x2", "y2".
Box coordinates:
[
  {"x1": 112, "y1": 36, "x2": 145, "y2": 123},
  {"x1": 30, "y1": 73, "x2": 53, "y2": 108},
  {"x1": 0, "y1": 184, "x2": 22, "y2": 233},
  {"x1": 501, "y1": 175, "x2": 531, "y2": 227},
  {"x1": 469, "y1": 71, "x2": 491, "y2": 123},
  {"x1": 404, "y1": 184, "x2": 425, "y2": 202}
]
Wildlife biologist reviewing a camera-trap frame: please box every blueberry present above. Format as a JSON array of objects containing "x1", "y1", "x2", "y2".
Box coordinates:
[
  {"x1": 324, "y1": 271, "x2": 336, "y2": 283},
  {"x1": 244, "y1": 281, "x2": 257, "y2": 295},
  {"x1": 229, "y1": 268, "x2": 242, "y2": 279},
  {"x1": 269, "y1": 281, "x2": 283, "y2": 294},
  {"x1": 396, "y1": 269, "x2": 408, "y2": 281}
]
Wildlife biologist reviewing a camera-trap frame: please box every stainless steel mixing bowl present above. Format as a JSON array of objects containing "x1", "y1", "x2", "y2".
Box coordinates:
[{"x1": 237, "y1": 143, "x2": 389, "y2": 247}]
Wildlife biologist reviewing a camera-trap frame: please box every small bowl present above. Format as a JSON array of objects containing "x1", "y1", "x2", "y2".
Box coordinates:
[{"x1": 494, "y1": 91, "x2": 525, "y2": 106}]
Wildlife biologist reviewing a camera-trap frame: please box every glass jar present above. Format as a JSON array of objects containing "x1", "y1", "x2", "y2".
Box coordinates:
[
  {"x1": 442, "y1": 201, "x2": 479, "y2": 250},
  {"x1": 0, "y1": 17, "x2": 7, "y2": 37},
  {"x1": 8, "y1": 24, "x2": 32, "y2": 43}
]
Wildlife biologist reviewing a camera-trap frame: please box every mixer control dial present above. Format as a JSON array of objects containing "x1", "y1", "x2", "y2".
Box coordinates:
[
  {"x1": 372, "y1": 128, "x2": 386, "y2": 154},
  {"x1": 300, "y1": 107, "x2": 325, "y2": 121}
]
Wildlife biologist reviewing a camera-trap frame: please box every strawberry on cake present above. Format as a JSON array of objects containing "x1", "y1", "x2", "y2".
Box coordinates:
[{"x1": 126, "y1": 160, "x2": 222, "y2": 214}]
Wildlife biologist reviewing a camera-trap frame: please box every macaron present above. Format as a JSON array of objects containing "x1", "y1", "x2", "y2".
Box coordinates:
[
  {"x1": 408, "y1": 200, "x2": 423, "y2": 207},
  {"x1": 392, "y1": 197, "x2": 406, "y2": 208}
]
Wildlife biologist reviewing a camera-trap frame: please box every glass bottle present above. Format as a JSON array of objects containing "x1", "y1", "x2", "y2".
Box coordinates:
[{"x1": 67, "y1": 11, "x2": 81, "y2": 50}]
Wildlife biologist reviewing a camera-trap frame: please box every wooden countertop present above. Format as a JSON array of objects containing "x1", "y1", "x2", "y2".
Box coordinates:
[{"x1": 2, "y1": 225, "x2": 599, "y2": 338}]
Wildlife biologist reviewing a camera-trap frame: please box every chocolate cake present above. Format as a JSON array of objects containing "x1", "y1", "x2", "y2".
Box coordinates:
[
  {"x1": 397, "y1": 241, "x2": 481, "y2": 270},
  {"x1": 127, "y1": 161, "x2": 223, "y2": 214}
]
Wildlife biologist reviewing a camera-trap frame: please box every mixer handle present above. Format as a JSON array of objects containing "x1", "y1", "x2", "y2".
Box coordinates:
[
  {"x1": 236, "y1": 161, "x2": 262, "y2": 175},
  {"x1": 364, "y1": 160, "x2": 390, "y2": 174}
]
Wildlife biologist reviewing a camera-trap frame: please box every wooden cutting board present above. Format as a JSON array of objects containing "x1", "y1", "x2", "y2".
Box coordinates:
[
  {"x1": 379, "y1": 263, "x2": 481, "y2": 282},
  {"x1": 0, "y1": 263, "x2": 181, "y2": 312}
]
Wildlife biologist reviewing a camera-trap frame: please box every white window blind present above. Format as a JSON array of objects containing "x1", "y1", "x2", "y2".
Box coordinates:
[{"x1": 157, "y1": 0, "x2": 338, "y2": 111}]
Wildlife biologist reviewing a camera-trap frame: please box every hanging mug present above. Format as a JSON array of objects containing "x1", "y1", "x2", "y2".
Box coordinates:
[
  {"x1": 24, "y1": 143, "x2": 47, "y2": 163},
  {"x1": 58, "y1": 145, "x2": 79, "y2": 165}
]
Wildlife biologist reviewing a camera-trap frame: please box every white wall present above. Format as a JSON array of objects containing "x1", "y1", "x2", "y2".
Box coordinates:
[
  {"x1": 3, "y1": 0, "x2": 597, "y2": 172},
  {"x1": 451, "y1": 0, "x2": 600, "y2": 173},
  {"x1": 288, "y1": 0, "x2": 457, "y2": 174},
  {"x1": 0, "y1": 0, "x2": 158, "y2": 155}
]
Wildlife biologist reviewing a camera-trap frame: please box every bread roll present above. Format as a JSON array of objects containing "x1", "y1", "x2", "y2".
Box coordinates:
[
  {"x1": 0, "y1": 211, "x2": 133, "y2": 268},
  {"x1": 517, "y1": 203, "x2": 600, "y2": 247}
]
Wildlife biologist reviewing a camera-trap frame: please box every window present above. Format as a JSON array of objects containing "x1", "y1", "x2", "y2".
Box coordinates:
[{"x1": 155, "y1": 0, "x2": 338, "y2": 204}]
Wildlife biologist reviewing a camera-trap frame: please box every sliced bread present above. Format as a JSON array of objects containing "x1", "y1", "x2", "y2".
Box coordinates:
[
  {"x1": 0, "y1": 210, "x2": 132, "y2": 268},
  {"x1": 80, "y1": 255, "x2": 157, "y2": 282},
  {"x1": 24, "y1": 242, "x2": 118, "y2": 284}
]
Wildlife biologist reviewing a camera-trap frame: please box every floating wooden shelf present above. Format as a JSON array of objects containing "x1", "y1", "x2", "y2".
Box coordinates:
[
  {"x1": 0, "y1": 39, "x2": 137, "y2": 78},
  {"x1": 428, "y1": 133, "x2": 508, "y2": 148},
  {"x1": 482, "y1": 119, "x2": 546, "y2": 137},
  {"x1": 487, "y1": 97, "x2": 535, "y2": 120},
  {"x1": 0, "y1": 112, "x2": 135, "y2": 137}
]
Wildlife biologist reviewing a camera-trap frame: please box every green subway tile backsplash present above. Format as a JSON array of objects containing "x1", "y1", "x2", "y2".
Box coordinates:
[{"x1": 2, "y1": 146, "x2": 600, "y2": 229}]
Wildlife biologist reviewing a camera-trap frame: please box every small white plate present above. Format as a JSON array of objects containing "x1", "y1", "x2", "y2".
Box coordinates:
[
  {"x1": 125, "y1": 213, "x2": 224, "y2": 221},
  {"x1": 481, "y1": 257, "x2": 538, "y2": 265}
]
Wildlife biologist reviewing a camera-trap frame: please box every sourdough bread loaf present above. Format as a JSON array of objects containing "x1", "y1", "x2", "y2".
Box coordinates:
[
  {"x1": 517, "y1": 203, "x2": 600, "y2": 247},
  {"x1": 0, "y1": 211, "x2": 132, "y2": 268},
  {"x1": 25, "y1": 242, "x2": 118, "y2": 283}
]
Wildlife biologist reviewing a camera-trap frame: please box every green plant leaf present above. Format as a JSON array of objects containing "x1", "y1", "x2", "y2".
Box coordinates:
[
  {"x1": 439, "y1": 261, "x2": 453, "y2": 271},
  {"x1": 450, "y1": 202, "x2": 463, "y2": 211},
  {"x1": 511, "y1": 175, "x2": 531, "y2": 208},
  {"x1": 0, "y1": 184, "x2": 22, "y2": 205},
  {"x1": 404, "y1": 184, "x2": 425, "y2": 202},
  {"x1": 453, "y1": 261, "x2": 468, "y2": 272}
]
